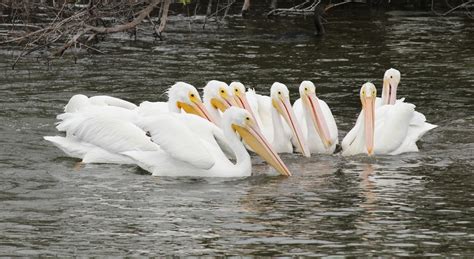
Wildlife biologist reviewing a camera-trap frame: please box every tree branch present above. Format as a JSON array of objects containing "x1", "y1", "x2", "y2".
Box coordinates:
[{"x1": 85, "y1": 0, "x2": 161, "y2": 34}]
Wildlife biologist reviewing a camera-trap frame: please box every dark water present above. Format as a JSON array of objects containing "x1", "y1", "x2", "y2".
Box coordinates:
[{"x1": 1, "y1": 11, "x2": 473, "y2": 256}]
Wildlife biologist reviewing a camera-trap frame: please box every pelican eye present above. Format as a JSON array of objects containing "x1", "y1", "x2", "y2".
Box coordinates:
[
  {"x1": 278, "y1": 91, "x2": 281, "y2": 95},
  {"x1": 390, "y1": 76, "x2": 393, "y2": 78},
  {"x1": 246, "y1": 117, "x2": 250, "y2": 121},
  {"x1": 305, "y1": 88, "x2": 308, "y2": 91},
  {"x1": 220, "y1": 90, "x2": 225, "y2": 93},
  {"x1": 190, "y1": 94, "x2": 195, "y2": 97},
  {"x1": 235, "y1": 89, "x2": 238, "y2": 92}
]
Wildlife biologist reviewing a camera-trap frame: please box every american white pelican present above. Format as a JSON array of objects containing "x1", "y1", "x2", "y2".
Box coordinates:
[
  {"x1": 50, "y1": 82, "x2": 219, "y2": 154},
  {"x1": 59, "y1": 82, "x2": 216, "y2": 126},
  {"x1": 45, "y1": 108, "x2": 292, "y2": 177},
  {"x1": 134, "y1": 82, "x2": 216, "y2": 123},
  {"x1": 379, "y1": 68, "x2": 401, "y2": 106},
  {"x1": 229, "y1": 82, "x2": 261, "y2": 127},
  {"x1": 230, "y1": 82, "x2": 310, "y2": 156},
  {"x1": 379, "y1": 68, "x2": 437, "y2": 133},
  {"x1": 202, "y1": 80, "x2": 235, "y2": 127},
  {"x1": 342, "y1": 82, "x2": 425, "y2": 156},
  {"x1": 292, "y1": 81, "x2": 339, "y2": 154}
]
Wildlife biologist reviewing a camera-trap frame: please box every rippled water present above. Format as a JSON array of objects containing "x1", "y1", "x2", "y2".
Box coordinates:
[{"x1": 1, "y1": 11, "x2": 473, "y2": 256}]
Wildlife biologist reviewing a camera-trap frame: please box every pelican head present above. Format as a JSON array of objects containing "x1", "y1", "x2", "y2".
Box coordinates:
[
  {"x1": 360, "y1": 82, "x2": 377, "y2": 155},
  {"x1": 382, "y1": 68, "x2": 401, "y2": 105},
  {"x1": 225, "y1": 107, "x2": 292, "y2": 176},
  {"x1": 203, "y1": 80, "x2": 235, "y2": 112},
  {"x1": 299, "y1": 81, "x2": 332, "y2": 149},
  {"x1": 229, "y1": 82, "x2": 258, "y2": 123},
  {"x1": 168, "y1": 82, "x2": 216, "y2": 124},
  {"x1": 270, "y1": 82, "x2": 310, "y2": 157}
]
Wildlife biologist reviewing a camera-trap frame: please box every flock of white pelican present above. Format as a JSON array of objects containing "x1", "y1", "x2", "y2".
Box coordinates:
[{"x1": 44, "y1": 68, "x2": 437, "y2": 177}]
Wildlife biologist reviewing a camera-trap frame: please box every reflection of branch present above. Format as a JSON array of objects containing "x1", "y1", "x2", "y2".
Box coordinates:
[
  {"x1": 147, "y1": 13, "x2": 161, "y2": 39},
  {"x1": 325, "y1": 0, "x2": 367, "y2": 11},
  {"x1": 207, "y1": 0, "x2": 237, "y2": 19},
  {"x1": 158, "y1": 0, "x2": 170, "y2": 34},
  {"x1": 56, "y1": 27, "x2": 91, "y2": 57},
  {"x1": 0, "y1": 10, "x2": 88, "y2": 45},
  {"x1": 267, "y1": 0, "x2": 367, "y2": 16},
  {"x1": 267, "y1": 0, "x2": 320, "y2": 16},
  {"x1": 431, "y1": 0, "x2": 474, "y2": 18}
]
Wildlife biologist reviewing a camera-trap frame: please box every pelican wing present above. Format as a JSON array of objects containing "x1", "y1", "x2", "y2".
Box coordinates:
[
  {"x1": 44, "y1": 135, "x2": 138, "y2": 164},
  {"x1": 291, "y1": 98, "x2": 307, "y2": 149},
  {"x1": 135, "y1": 101, "x2": 169, "y2": 117},
  {"x1": 137, "y1": 114, "x2": 216, "y2": 170},
  {"x1": 246, "y1": 90, "x2": 270, "y2": 127},
  {"x1": 175, "y1": 114, "x2": 235, "y2": 160},
  {"x1": 341, "y1": 112, "x2": 362, "y2": 155},
  {"x1": 245, "y1": 89, "x2": 260, "y2": 114},
  {"x1": 57, "y1": 105, "x2": 139, "y2": 125},
  {"x1": 246, "y1": 90, "x2": 273, "y2": 139},
  {"x1": 89, "y1": 95, "x2": 138, "y2": 110},
  {"x1": 319, "y1": 99, "x2": 339, "y2": 145},
  {"x1": 46, "y1": 114, "x2": 157, "y2": 163},
  {"x1": 375, "y1": 97, "x2": 406, "y2": 108},
  {"x1": 255, "y1": 94, "x2": 273, "y2": 130},
  {"x1": 57, "y1": 114, "x2": 157, "y2": 153},
  {"x1": 374, "y1": 103, "x2": 415, "y2": 154},
  {"x1": 44, "y1": 135, "x2": 95, "y2": 159},
  {"x1": 292, "y1": 98, "x2": 308, "y2": 135}
]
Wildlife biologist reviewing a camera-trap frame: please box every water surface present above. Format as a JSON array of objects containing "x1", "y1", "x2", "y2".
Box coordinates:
[{"x1": 0, "y1": 11, "x2": 473, "y2": 256}]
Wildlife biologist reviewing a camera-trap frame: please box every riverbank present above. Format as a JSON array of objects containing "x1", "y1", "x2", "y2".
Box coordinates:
[{"x1": 1, "y1": 0, "x2": 472, "y2": 65}]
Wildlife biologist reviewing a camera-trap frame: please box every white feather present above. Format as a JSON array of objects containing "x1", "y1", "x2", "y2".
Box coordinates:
[
  {"x1": 293, "y1": 97, "x2": 338, "y2": 154},
  {"x1": 342, "y1": 101, "x2": 435, "y2": 155},
  {"x1": 136, "y1": 114, "x2": 216, "y2": 170}
]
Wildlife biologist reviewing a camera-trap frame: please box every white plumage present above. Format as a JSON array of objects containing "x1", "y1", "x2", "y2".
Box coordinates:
[
  {"x1": 292, "y1": 81, "x2": 338, "y2": 154},
  {"x1": 342, "y1": 82, "x2": 436, "y2": 156},
  {"x1": 202, "y1": 80, "x2": 234, "y2": 127},
  {"x1": 45, "y1": 114, "x2": 157, "y2": 164},
  {"x1": 230, "y1": 82, "x2": 310, "y2": 156},
  {"x1": 45, "y1": 107, "x2": 291, "y2": 177}
]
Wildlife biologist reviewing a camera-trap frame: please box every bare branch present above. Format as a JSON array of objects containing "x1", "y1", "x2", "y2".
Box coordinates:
[{"x1": 86, "y1": 0, "x2": 161, "y2": 34}]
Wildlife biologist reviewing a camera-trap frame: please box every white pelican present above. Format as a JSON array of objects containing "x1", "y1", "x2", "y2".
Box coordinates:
[
  {"x1": 134, "y1": 82, "x2": 216, "y2": 124},
  {"x1": 58, "y1": 82, "x2": 217, "y2": 126},
  {"x1": 230, "y1": 82, "x2": 310, "y2": 156},
  {"x1": 292, "y1": 81, "x2": 339, "y2": 154},
  {"x1": 342, "y1": 82, "x2": 425, "y2": 156},
  {"x1": 379, "y1": 68, "x2": 401, "y2": 106},
  {"x1": 202, "y1": 80, "x2": 235, "y2": 127},
  {"x1": 229, "y1": 82, "x2": 261, "y2": 127},
  {"x1": 379, "y1": 68, "x2": 437, "y2": 133},
  {"x1": 49, "y1": 82, "x2": 219, "y2": 154},
  {"x1": 45, "y1": 108, "x2": 291, "y2": 177}
]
